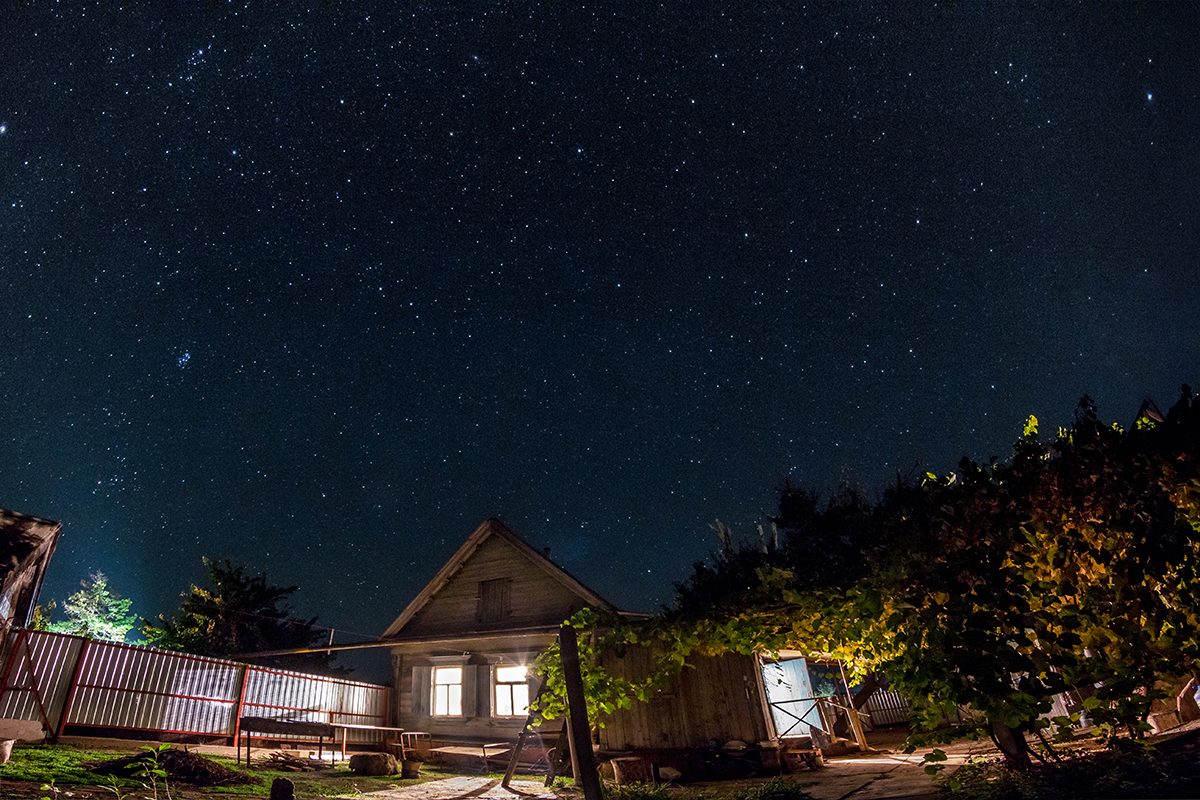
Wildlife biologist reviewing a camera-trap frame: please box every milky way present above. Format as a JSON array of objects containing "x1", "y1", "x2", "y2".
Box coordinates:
[{"x1": 1, "y1": 4, "x2": 1197, "y2": 681}]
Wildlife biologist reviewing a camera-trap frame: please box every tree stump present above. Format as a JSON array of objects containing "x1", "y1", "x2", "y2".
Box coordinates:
[
  {"x1": 269, "y1": 777, "x2": 295, "y2": 800},
  {"x1": 610, "y1": 757, "x2": 653, "y2": 785}
]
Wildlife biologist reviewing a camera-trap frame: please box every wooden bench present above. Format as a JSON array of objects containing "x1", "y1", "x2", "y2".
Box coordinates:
[{"x1": 431, "y1": 743, "x2": 513, "y2": 771}]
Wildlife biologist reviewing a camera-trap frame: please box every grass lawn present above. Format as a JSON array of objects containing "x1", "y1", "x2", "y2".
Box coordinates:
[
  {"x1": 7, "y1": 733, "x2": 1200, "y2": 800},
  {"x1": 0, "y1": 743, "x2": 504, "y2": 799}
]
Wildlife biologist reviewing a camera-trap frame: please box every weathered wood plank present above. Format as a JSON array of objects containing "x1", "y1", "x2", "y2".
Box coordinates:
[
  {"x1": 401, "y1": 538, "x2": 591, "y2": 636},
  {"x1": 240, "y1": 717, "x2": 335, "y2": 738},
  {"x1": 599, "y1": 647, "x2": 772, "y2": 750}
]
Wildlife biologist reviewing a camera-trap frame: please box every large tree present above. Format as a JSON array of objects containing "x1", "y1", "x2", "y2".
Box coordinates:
[
  {"x1": 142, "y1": 558, "x2": 342, "y2": 675},
  {"x1": 35, "y1": 571, "x2": 137, "y2": 642},
  {"x1": 566, "y1": 387, "x2": 1200, "y2": 769},
  {"x1": 852, "y1": 391, "x2": 1200, "y2": 765}
]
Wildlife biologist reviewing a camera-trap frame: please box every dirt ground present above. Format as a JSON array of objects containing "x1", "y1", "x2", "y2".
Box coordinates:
[
  {"x1": 0, "y1": 728, "x2": 978, "y2": 800},
  {"x1": 8, "y1": 721, "x2": 1197, "y2": 800}
]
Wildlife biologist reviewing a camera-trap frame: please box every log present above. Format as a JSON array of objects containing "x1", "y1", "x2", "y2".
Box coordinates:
[{"x1": 0, "y1": 719, "x2": 44, "y2": 742}]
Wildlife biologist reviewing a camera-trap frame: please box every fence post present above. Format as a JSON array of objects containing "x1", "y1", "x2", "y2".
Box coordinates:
[
  {"x1": 0, "y1": 629, "x2": 27, "y2": 708},
  {"x1": 230, "y1": 663, "x2": 251, "y2": 746},
  {"x1": 55, "y1": 637, "x2": 91, "y2": 740}
]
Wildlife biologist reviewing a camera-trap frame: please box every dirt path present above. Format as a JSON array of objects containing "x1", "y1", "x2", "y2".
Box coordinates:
[{"x1": 342, "y1": 776, "x2": 571, "y2": 800}]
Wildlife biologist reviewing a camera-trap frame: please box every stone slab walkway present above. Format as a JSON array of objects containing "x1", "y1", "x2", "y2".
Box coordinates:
[
  {"x1": 341, "y1": 756, "x2": 950, "y2": 800},
  {"x1": 342, "y1": 776, "x2": 566, "y2": 800}
]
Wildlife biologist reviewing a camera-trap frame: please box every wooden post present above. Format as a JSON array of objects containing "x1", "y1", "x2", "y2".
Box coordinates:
[
  {"x1": 566, "y1": 713, "x2": 580, "y2": 784},
  {"x1": 837, "y1": 662, "x2": 869, "y2": 752},
  {"x1": 55, "y1": 638, "x2": 91, "y2": 741},
  {"x1": 9, "y1": 630, "x2": 55, "y2": 739},
  {"x1": 504, "y1": 679, "x2": 550, "y2": 788},
  {"x1": 230, "y1": 663, "x2": 250, "y2": 748},
  {"x1": 559, "y1": 625, "x2": 602, "y2": 800}
]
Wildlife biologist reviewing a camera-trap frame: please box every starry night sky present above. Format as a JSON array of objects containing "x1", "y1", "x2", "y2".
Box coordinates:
[{"x1": 2, "y1": 4, "x2": 1198, "y2": 682}]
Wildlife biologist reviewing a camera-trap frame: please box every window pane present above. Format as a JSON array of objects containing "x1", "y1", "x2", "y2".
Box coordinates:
[
  {"x1": 434, "y1": 667, "x2": 462, "y2": 684},
  {"x1": 496, "y1": 666, "x2": 526, "y2": 683},
  {"x1": 496, "y1": 687, "x2": 513, "y2": 717},
  {"x1": 433, "y1": 667, "x2": 463, "y2": 716},
  {"x1": 512, "y1": 685, "x2": 529, "y2": 715}
]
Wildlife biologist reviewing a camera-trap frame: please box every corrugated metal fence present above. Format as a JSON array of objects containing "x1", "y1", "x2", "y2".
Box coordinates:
[
  {"x1": 863, "y1": 687, "x2": 911, "y2": 727},
  {"x1": 0, "y1": 629, "x2": 389, "y2": 744}
]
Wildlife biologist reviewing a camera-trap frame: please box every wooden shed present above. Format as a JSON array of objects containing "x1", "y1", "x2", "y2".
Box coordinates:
[
  {"x1": 382, "y1": 519, "x2": 619, "y2": 749},
  {"x1": 596, "y1": 646, "x2": 882, "y2": 777},
  {"x1": 597, "y1": 646, "x2": 774, "y2": 751},
  {"x1": 0, "y1": 509, "x2": 61, "y2": 631}
]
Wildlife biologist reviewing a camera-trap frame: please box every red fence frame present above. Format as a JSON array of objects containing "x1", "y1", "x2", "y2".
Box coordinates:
[{"x1": 0, "y1": 629, "x2": 389, "y2": 744}]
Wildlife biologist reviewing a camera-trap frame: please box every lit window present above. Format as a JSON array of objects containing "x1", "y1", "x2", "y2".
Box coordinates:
[
  {"x1": 494, "y1": 665, "x2": 529, "y2": 717},
  {"x1": 433, "y1": 667, "x2": 462, "y2": 716}
]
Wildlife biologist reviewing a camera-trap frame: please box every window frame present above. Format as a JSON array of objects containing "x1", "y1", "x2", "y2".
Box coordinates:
[
  {"x1": 431, "y1": 665, "x2": 464, "y2": 717},
  {"x1": 492, "y1": 664, "x2": 530, "y2": 718}
]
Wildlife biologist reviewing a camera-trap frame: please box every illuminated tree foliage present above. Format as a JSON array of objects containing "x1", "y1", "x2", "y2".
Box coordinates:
[
  {"x1": 141, "y1": 558, "x2": 342, "y2": 675},
  {"x1": 539, "y1": 386, "x2": 1200, "y2": 769},
  {"x1": 35, "y1": 571, "x2": 137, "y2": 642},
  {"x1": 857, "y1": 389, "x2": 1200, "y2": 765}
]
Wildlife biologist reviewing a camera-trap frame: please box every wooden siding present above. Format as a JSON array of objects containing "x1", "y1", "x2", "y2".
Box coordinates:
[
  {"x1": 392, "y1": 646, "x2": 553, "y2": 742},
  {"x1": 399, "y1": 536, "x2": 590, "y2": 638},
  {"x1": 599, "y1": 648, "x2": 772, "y2": 751},
  {"x1": 383, "y1": 520, "x2": 617, "y2": 745}
]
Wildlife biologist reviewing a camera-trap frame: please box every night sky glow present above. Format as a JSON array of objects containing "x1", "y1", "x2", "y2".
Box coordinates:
[{"x1": 2, "y1": 5, "x2": 1198, "y2": 681}]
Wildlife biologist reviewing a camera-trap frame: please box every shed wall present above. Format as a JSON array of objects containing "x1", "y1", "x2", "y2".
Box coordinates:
[{"x1": 598, "y1": 648, "x2": 771, "y2": 751}]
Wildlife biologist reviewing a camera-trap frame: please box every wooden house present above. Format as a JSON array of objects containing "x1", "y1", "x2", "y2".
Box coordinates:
[
  {"x1": 382, "y1": 519, "x2": 619, "y2": 746},
  {"x1": 382, "y1": 519, "x2": 892, "y2": 777},
  {"x1": 0, "y1": 509, "x2": 61, "y2": 631}
]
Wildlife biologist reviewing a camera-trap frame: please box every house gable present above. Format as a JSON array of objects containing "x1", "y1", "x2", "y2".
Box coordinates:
[
  {"x1": 0, "y1": 509, "x2": 62, "y2": 629},
  {"x1": 382, "y1": 518, "x2": 616, "y2": 641}
]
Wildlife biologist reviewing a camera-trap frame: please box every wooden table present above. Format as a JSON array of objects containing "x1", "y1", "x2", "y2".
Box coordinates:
[
  {"x1": 326, "y1": 722, "x2": 407, "y2": 762},
  {"x1": 238, "y1": 717, "x2": 410, "y2": 764},
  {"x1": 238, "y1": 717, "x2": 336, "y2": 765}
]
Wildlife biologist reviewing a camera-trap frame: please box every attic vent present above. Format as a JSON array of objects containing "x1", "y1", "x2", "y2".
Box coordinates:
[{"x1": 477, "y1": 578, "x2": 512, "y2": 624}]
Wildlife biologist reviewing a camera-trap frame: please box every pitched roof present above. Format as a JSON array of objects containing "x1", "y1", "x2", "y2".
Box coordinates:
[{"x1": 381, "y1": 518, "x2": 618, "y2": 639}]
